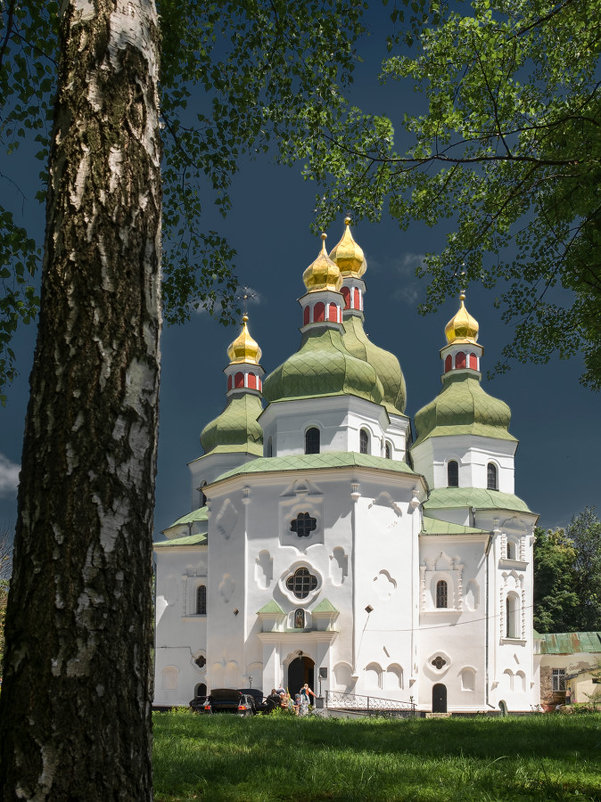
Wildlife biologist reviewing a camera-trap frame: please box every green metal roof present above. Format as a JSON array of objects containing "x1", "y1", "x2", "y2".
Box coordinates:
[
  {"x1": 342, "y1": 315, "x2": 407, "y2": 415},
  {"x1": 413, "y1": 373, "x2": 516, "y2": 447},
  {"x1": 263, "y1": 326, "x2": 385, "y2": 406},
  {"x1": 154, "y1": 532, "x2": 207, "y2": 548},
  {"x1": 213, "y1": 451, "x2": 416, "y2": 484},
  {"x1": 421, "y1": 515, "x2": 488, "y2": 536},
  {"x1": 257, "y1": 600, "x2": 285, "y2": 615},
  {"x1": 312, "y1": 598, "x2": 339, "y2": 613},
  {"x1": 167, "y1": 506, "x2": 209, "y2": 528},
  {"x1": 425, "y1": 487, "x2": 532, "y2": 514},
  {"x1": 200, "y1": 393, "x2": 263, "y2": 456},
  {"x1": 539, "y1": 632, "x2": 601, "y2": 654}
]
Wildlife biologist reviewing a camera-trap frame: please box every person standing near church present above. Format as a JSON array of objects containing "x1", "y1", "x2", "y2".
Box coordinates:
[{"x1": 299, "y1": 683, "x2": 315, "y2": 715}]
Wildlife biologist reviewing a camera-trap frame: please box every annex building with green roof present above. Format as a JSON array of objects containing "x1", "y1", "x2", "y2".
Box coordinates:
[{"x1": 153, "y1": 221, "x2": 540, "y2": 715}]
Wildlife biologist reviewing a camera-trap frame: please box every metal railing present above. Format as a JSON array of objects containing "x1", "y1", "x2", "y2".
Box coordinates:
[{"x1": 325, "y1": 690, "x2": 417, "y2": 715}]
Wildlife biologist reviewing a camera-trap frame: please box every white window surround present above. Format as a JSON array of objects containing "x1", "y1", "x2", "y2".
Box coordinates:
[
  {"x1": 500, "y1": 571, "x2": 525, "y2": 640},
  {"x1": 427, "y1": 650, "x2": 451, "y2": 676},
  {"x1": 420, "y1": 553, "x2": 464, "y2": 612},
  {"x1": 278, "y1": 561, "x2": 322, "y2": 606}
]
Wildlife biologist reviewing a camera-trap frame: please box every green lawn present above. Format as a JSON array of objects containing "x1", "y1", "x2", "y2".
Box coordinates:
[{"x1": 153, "y1": 710, "x2": 601, "y2": 801}]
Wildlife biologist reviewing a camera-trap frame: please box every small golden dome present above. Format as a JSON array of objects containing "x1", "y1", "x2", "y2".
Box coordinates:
[
  {"x1": 329, "y1": 217, "x2": 366, "y2": 278},
  {"x1": 303, "y1": 233, "x2": 342, "y2": 293},
  {"x1": 444, "y1": 292, "x2": 479, "y2": 344},
  {"x1": 227, "y1": 315, "x2": 262, "y2": 365}
]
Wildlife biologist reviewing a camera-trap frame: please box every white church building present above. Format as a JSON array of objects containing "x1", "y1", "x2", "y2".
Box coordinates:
[{"x1": 153, "y1": 220, "x2": 540, "y2": 714}]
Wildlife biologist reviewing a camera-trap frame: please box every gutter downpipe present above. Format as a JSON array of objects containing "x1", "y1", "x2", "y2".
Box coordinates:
[
  {"x1": 350, "y1": 481, "x2": 361, "y2": 674},
  {"x1": 484, "y1": 527, "x2": 493, "y2": 709}
]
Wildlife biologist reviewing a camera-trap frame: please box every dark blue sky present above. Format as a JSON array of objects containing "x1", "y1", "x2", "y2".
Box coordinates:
[{"x1": 0, "y1": 8, "x2": 599, "y2": 536}]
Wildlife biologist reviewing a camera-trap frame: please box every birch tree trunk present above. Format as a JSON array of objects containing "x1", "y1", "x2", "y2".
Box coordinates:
[{"x1": 0, "y1": 1, "x2": 161, "y2": 798}]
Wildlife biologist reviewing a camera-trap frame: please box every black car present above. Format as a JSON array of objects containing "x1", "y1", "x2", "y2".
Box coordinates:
[{"x1": 201, "y1": 688, "x2": 256, "y2": 716}]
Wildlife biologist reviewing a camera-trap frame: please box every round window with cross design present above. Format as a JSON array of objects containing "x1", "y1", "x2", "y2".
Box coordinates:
[{"x1": 286, "y1": 567, "x2": 318, "y2": 599}]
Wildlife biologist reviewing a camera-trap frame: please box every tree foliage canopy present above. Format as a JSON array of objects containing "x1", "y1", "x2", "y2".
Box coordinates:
[
  {"x1": 534, "y1": 508, "x2": 601, "y2": 632},
  {"x1": 0, "y1": 0, "x2": 396, "y2": 399},
  {"x1": 315, "y1": 0, "x2": 601, "y2": 387}
]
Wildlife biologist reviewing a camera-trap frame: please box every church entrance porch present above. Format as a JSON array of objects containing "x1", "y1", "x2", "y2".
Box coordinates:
[{"x1": 288, "y1": 655, "x2": 315, "y2": 696}]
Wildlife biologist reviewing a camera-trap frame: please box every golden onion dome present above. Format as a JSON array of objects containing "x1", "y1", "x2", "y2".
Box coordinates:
[
  {"x1": 329, "y1": 217, "x2": 366, "y2": 279},
  {"x1": 302, "y1": 233, "x2": 342, "y2": 293},
  {"x1": 226, "y1": 315, "x2": 262, "y2": 365},
  {"x1": 444, "y1": 292, "x2": 479, "y2": 344}
]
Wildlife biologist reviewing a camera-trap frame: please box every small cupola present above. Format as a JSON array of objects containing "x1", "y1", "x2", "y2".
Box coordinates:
[
  {"x1": 302, "y1": 233, "x2": 342, "y2": 293},
  {"x1": 329, "y1": 216, "x2": 366, "y2": 280},
  {"x1": 200, "y1": 315, "x2": 264, "y2": 456},
  {"x1": 441, "y1": 293, "x2": 483, "y2": 377}
]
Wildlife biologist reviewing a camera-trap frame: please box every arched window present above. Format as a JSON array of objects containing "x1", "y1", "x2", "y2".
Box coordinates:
[
  {"x1": 447, "y1": 460, "x2": 459, "y2": 487},
  {"x1": 385, "y1": 442, "x2": 392, "y2": 459},
  {"x1": 227, "y1": 375, "x2": 232, "y2": 391},
  {"x1": 359, "y1": 429, "x2": 369, "y2": 454},
  {"x1": 445, "y1": 354, "x2": 452, "y2": 372},
  {"x1": 196, "y1": 585, "x2": 207, "y2": 615},
  {"x1": 341, "y1": 286, "x2": 350, "y2": 309},
  {"x1": 305, "y1": 427, "x2": 320, "y2": 455},
  {"x1": 456, "y1": 351, "x2": 466, "y2": 369},
  {"x1": 314, "y1": 302, "x2": 325, "y2": 322},
  {"x1": 247, "y1": 373, "x2": 257, "y2": 390},
  {"x1": 506, "y1": 593, "x2": 520, "y2": 638},
  {"x1": 487, "y1": 462, "x2": 498, "y2": 490},
  {"x1": 353, "y1": 287, "x2": 361, "y2": 310},
  {"x1": 303, "y1": 305, "x2": 310, "y2": 326},
  {"x1": 328, "y1": 302, "x2": 338, "y2": 322},
  {"x1": 234, "y1": 371, "x2": 244, "y2": 388},
  {"x1": 194, "y1": 683, "x2": 207, "y2": 698},
  {"x1": 436, "y1": 580, "x2": 448, "y2": 608},
  {"x1": 469, "y1": 353, "x2": 478, "y2": 370}
]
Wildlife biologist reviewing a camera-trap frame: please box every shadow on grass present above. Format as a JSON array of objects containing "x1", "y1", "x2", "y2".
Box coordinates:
[{"x1": 153, "y1": 712, "x2": 601, "y2": 801}]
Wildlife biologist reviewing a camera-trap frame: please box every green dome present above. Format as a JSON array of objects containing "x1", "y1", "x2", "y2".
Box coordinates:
[
  {"x1": 200, "y1": 393, "x2": 264, "y2": 455},
  {"x1": 342, "y1": 316, "x2": 407, "y2": 414},
  {"x1": 263, "y1": 327, "x2": 384, "y2": 405},
  {"x1": 412, "y1": 373, "x2": 516, "y2": 447}
]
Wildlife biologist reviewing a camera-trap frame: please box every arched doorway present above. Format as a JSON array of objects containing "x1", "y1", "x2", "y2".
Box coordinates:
[
  {"x1": 288, "y1": 655, "x2": 315, "y2": 695},
  {"x1": 432, "y1": 683, "x2": 447, "y2": 713}
]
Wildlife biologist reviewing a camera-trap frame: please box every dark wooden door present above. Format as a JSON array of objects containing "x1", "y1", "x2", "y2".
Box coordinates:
[{"x1": 432, "y1": 683, "x2": 447, "y2": 713}]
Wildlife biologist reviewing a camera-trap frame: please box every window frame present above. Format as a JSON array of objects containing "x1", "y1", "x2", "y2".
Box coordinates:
[
  {"x1": 435, "y1": 579, "x2": 448, "y2": 609},
  {"x1": 506, "y1": 592, "x2": 520, "y2": 639},
  {"x1": 487, "y1": 462, "x2": 498, "y2": 490},
  {"x1": 447, "y1": 460, "x2": 459, "y2": 487},
  {"x1": 552, "y1": 668, "x2": 566, "y2": 692},
  {"x1": 290, "y1": 512, "x2": 317, "y2": 538},
  {"x1": 196, "y1": 584, "x2": 207, "y2": 616},
  {"x1": 286, "y1": 567, "x2": 318, "y2": 600},
  {"x1": 359, "y1": 428, "x2": 369, "y2": 455},
  {"x1": 305, "y1": 427, "x2": 320, "y2": 455}
]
